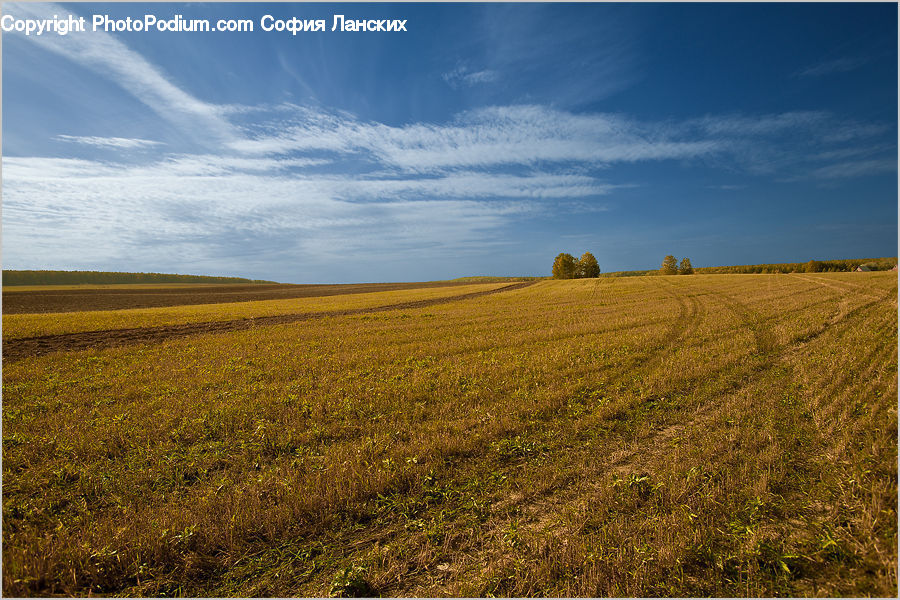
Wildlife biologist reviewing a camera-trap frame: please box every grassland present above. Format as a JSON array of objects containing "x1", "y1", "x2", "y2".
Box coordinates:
[
  {"x1": 2, "y1": 273, "x2": 897, "y2": 597},
  {"x1": 2, "y1": 280, "x2": 510, "y2": 314},
  {"x1": 2, "y1": 282, "x2": 509, "y2": 340}
]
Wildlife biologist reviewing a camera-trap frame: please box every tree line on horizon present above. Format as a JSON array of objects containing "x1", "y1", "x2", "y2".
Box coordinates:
[
  {"x1": 2, "y1": 270, "x2": 275, "y2": 286},
  {"x1": 598, "y1": 256, "x2": 898, "y2": 277},
  {"x1": 552, "y1": 252, "x2": 601, "y2": 279},
  {"x1": 695, "y1": 256, "x2": 897, "y2": 274}
]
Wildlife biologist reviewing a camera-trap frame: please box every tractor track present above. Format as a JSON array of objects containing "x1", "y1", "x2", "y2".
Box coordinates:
[{"x1": 3, "y1": 282, "x2": 536, "y2": 363}]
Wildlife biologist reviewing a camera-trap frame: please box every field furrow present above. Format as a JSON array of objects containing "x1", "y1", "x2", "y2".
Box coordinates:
[
  {"x1": 2, "y1": 273, "x2": 895, "y2": 597},
  {"x1": 2, "y1": 282, "x2": 533, "y2": 362}
]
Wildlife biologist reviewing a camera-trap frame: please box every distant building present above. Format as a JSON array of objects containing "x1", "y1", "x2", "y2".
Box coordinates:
[{"x1": 857, "y1": 265, "x2": 874, "y2": 272}]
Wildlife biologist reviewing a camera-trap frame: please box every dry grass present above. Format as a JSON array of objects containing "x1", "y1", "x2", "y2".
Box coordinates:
[
  {"x1": 2, "y1": 283, "x2": 508, "y2": 339},
  {"x1": 2, "y1": 273, "x2": 896, "y2": 597}
]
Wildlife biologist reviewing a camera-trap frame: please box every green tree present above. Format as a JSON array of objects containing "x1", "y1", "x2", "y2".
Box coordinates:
[
  {"x1": 678, "y1": 257, "x2": 694, "y2": 275},
  {"x1": 661, "y1": 255, "x2": 678, "y2": 275},
  {"x1": 805, "y1": 260, "x2": 822, "y2": 273},
  {"x1": 578, "y1": 252, "x2": 601, "y2": 278},
  {"x1": 552, "y1": 253, "x2": 577, "y2": 279}
]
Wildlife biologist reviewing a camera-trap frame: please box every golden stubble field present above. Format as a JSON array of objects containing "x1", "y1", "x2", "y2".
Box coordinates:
[{"x1": 2, "y1": 273, "x2": 897, "y2": 597}]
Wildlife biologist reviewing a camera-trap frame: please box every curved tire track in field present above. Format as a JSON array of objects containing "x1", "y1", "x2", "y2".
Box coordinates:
[
  {"x1": 312, "y1": 280, "x2": 712, "y2": 596},
  {"x1": 653, "y1": 277, "x2": 703, "y2": 347},
  {"x1": 421, "y1": 280, "x2": 891, "y2": 586},
  {"x1": 3, "y1": 282, "x2": 536, "y2": 362},
  {"x1": 300, "y1": 278, "x2": 892, "y2": 596},
  {"x1": 590, "y1": 280, "x2": 896, "y2": 493},
  {"x1": 241, "y1": 279, "x2": 896, "y2": 596},
  {"x1": 125, "y1": 277, "x2": 891, "y2": 596},
  {"x1": 695, "y1": 276, "x2": 895, "y2": 365},
  {"x1": 649, "y1": 278, "x2": 694, "y2": 338},
  {"x1": 421, "y1": 284, "x2": 897, "y2": 597},
  {"x1": 790, "y1": 272, "x2": 892, "y2": 300},
  {"x1": 700, "y1": 284, "x2": 778, "y2": 355},
  {"x1": 258, "y1": 280, "x2": 710, "y2": 596},
  {"x1": 605, "y1": 288, "x2": 894, "y2": 479}
]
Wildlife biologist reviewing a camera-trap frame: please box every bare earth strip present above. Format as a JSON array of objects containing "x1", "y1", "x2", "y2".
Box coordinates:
[
  {"x1": 1, "y1": 281, "x2": 502, "y2": 314},
  {"x1": 2, "y1": 282, "x2": 535, "y2": 362}
]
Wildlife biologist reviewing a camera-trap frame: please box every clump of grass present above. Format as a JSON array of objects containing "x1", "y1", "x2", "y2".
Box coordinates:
[
  {"x1": 492, "y1": 435, "x2": 548, "y2": 460},
  {"x1": 329, "y1": 565, "x2": 373, "y2": 597}
]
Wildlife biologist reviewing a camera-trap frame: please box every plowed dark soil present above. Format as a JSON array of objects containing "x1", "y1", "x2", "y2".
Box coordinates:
[
  {"x1": 1, "y1": 281, "x2": 497, "y2": 314},
  {"x1": 3, "y1": 282, "x2": 535, "y2": 362}
]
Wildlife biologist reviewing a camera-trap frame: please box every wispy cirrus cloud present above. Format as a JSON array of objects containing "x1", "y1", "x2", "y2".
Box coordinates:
[
  {"x1": 8, "y1": 2, "x2": 237, "y2": 146},
  {"x1": 225, "y1": 103, "x2": 894, "y2": 181},
  {"x1": 6, "y1": 97, "x2": 895, "y2": 279},
  {"x1": 442, "y1": 65, "x2": 498, "y2": 88},
  {"x1": 786, "y1": 158, "x2": 897, "y2": 181},
  {"x1": 796, "y1": 56, "x2": 868, "y2": 78},
  {"x1": 3, "y1": 4, "x2": 896, "y2": 281},
  {"x1": 55, "y1": 134, "x2": 164, "y2": 149},
  {"x1": 1, "y1": 156, "x2": 547, "y2": 280},
  {"x1": 2, "y1": 156, "x2": 615, "y2": 202},
  {"x1": 228, "y1": 104, "x2": 723, "y2": 171},
  {"x1": 674, "y1": 111, "x2": 895, "y2": 177},
  {"x1": 706, "y1": 184, "x2": 745, "y2": 191},
  {"x1": 689, "y1": 111, "x2": 831, "y2": 136},
  {"x1": 466, "y1": 3, "x2": 641, "y2": 106}
]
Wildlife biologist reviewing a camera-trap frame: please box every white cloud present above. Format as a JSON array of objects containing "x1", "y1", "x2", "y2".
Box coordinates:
[
  {"x1": 442, "y1": 65, "x2": 499, "y2": 88},
  {"x1": 55, "y1": 135, "x2": 164, "y2": 149},
  {"x1": 227, "y1": 104, "x2": 723, "y2": 172},
  {"x1": 6, "y1": 95, "x2": 894, "y2": 279},
  {"x1": 1, "y1": 156, "x2": 548, "y2": 280},
  {"x1": 1, "y1": 156, "x2": 613, "y2": 201},
  {"x1": 797, "y1": 57, "x2": 868, "y2": 78},
  {"x1": 132, "y1": 155, "x2": 330, "y2": 177},
  {"x1": 9, "y1": 6, "x2": 887, "y2": 181},
  {"x1": 4, "y1": 12, "x2": 896, "y2": 280},
  {"x1": 2, "y1": 157, "x2": 127, "y2": 179},
  {"x1": 7, "y1": 2, "x2": 237, "y2": 145},
  {"x1": 793, "y1": 159, "x2": 897, "y2": 181},
  {"x1": 691, "y1": 111, "x2": 831, "y2": 137}
]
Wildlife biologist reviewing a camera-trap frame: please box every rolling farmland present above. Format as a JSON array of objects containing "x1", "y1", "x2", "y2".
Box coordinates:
[
  {"x1": 2, "y1": 273, "x2": 897, "y2": 597},
  {"x1": 1, "y1": 280, "x2": 514, "y2": 314}
]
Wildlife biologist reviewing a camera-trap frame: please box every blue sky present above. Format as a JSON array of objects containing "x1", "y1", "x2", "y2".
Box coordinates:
[{"x1": 2, "y1": 2, "x2": 897, "y2": 283}]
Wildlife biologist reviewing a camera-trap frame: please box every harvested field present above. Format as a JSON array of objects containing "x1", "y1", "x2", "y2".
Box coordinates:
[
  {"x1": 2, "y1": 273, "x2": 897, "y2": 597},
  {"x1": 1, "y1": 280, "x2": 498, "y2": 314},
  {"x1": 2, "y1": 282, "x2": 534, "y2": 362},
  {"x1": 2, "y1": 283, "x2": 512, "y2": 340}
]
